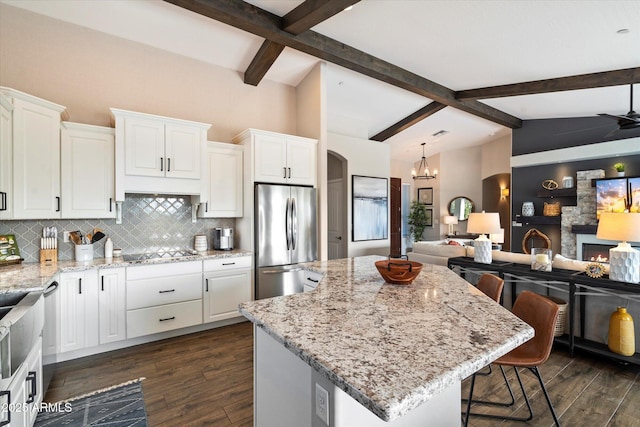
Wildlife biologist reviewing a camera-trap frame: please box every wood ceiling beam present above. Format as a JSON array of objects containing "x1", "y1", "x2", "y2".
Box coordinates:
[
  {"x1": 244, "y1": 0, "x2": 359, "y2": 86},
  {"x1": 283, "y1": 0, "x2": 360, "y2": 35},
  {"x1": 371, "y1": 102, "x2": 446, "y2": 142},
  {"x1": 457, "y1": 67, "x2": 640, "y2": 101},
  {"x1": 163, "y1": 0, "x2": 522, "y2": 129},
  {"x1": 244, "y1": 40, "x2": 285, "y2": 86}
]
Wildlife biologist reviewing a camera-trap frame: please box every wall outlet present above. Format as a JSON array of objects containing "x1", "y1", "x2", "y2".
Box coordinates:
[
  {"x1": 315, "y1": 383, "x2": 329, "y2": 425},
  {"x1": 63, "y1": 231, "x2": 70, "y2": 243}
]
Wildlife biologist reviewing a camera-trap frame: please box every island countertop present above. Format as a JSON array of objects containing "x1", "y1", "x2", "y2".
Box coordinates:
[{"x1": 239, "y1": 255, "x2": 534, "y2": 422}]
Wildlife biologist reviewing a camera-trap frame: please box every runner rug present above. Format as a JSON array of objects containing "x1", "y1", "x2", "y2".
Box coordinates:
[{"x1": 34, "y1": 377, "x2": 148, "y2": 427}]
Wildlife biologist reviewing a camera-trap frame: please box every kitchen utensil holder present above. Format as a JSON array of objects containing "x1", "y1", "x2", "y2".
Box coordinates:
[
  {"x1": 40, "y1": 248, "x2": 58, "y2": 266},
  {"x1": 75, "y1": 244, "x2": 94, "y2": 262}
]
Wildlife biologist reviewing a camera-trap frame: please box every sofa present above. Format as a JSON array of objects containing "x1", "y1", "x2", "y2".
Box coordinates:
[{"x1": 408, "y1": 239, "x2": 601, "y2": 273}]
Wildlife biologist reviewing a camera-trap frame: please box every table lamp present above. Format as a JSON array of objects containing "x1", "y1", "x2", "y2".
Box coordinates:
[
  {"x1": 444, "y1": 215, "x2": 458, "y2": 235},
  {"x1": 466, "y1": 211, "x2": 501, "y2": 264},
  {"x1": 596, "y1": 212, "x2": 640, "y2": 283},
  {"x1": 490, "y1": 228, "x2": 505, "y2": 250}
]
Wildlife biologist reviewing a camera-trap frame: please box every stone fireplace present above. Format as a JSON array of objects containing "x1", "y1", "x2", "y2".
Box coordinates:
[{"x1": 561, "y1": 169, "x2": 605, "y2": 259}]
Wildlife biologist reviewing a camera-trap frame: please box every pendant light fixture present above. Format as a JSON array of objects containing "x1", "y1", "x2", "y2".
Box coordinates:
[{"x1": 412, "y1": 142, "x2": 438, "y2": 180}]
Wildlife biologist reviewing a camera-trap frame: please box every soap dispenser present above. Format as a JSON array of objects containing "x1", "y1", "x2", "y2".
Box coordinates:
[{"x1": 104, "y1": 237, "x2": 113, "y2": 259}]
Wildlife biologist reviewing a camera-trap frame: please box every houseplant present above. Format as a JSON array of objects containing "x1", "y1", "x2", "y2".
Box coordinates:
[
  {"x1": 408, "y1": 200, "x2": 429, "y2": 242},
  {"x1": 614, "y1": 162, "x2": 625, "y2": 177}
]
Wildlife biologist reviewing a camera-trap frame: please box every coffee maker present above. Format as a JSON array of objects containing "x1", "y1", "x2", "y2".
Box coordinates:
[{"x1": 213, "y1": 228, "x2": 234, "y2": 250}]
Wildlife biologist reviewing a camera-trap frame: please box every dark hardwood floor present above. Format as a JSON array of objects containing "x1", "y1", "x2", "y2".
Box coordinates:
[{"x1": 45, "y1": 321, "x2": 640, "y2": 426}]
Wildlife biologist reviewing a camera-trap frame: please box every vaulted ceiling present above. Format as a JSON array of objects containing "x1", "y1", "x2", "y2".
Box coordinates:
[{"x1": 4, "y1": 0, "x2": 640, "y2": 163}]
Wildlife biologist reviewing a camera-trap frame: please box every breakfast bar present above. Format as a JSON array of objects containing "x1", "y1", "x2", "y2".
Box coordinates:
[{"x1": 239, "y1": 256, "x2": 534, "y2": 426}]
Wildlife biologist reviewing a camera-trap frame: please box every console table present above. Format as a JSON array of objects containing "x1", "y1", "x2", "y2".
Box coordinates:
[{"x1": 448, "y1": 256, "x2": 640, "y2": 366}]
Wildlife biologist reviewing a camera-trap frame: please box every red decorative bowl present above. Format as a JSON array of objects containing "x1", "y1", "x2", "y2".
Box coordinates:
[{"x1": 375, "y1": 260, "x2": 423, "y2": 285}]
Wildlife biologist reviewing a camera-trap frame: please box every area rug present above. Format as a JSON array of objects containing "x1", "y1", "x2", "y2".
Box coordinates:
[{"x1": 35, "y1": 378, "x2": 148, "y2": 427}]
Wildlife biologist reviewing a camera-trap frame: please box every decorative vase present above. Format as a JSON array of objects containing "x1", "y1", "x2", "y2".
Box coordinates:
[
  {"x1": 562, "y1": 176, "x2": 573, "y2": 188},
  {"x1": 608, "y1": 307, "x2": 635, "y2": 356},
  {"x1": 522, "y1": 202, "x2": 535, "y2": 217},
  {"x1": 617, "y1": 171, "x2": 625, "y2": 177}
]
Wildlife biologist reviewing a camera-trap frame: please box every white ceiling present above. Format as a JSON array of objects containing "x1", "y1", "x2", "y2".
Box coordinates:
[{"x1": 4, "y1": 0, "x2": 640, "y2": 163}]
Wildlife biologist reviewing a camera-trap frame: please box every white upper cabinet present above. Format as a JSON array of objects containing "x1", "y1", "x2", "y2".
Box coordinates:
[
  {"x1": 233, "y1": 128, "x2": 317, "y2": 187},
  {"x1": 111, "y1": 108, "x2": 211, "y2": 200},
  {"x1": 1, "y1": 87, "x2": 68, "y2": 219},
  {"x1": 61, "y1": 122, "x2": 115, "y2": 218},
  {"x1": 0, "y1": 94, "x2": 12, "y2": 219},
  {"x1": 199, "y1": 142, "x2": 243, "y2": 218}
]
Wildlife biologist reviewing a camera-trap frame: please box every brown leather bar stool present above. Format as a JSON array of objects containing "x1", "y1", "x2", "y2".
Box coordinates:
[
  {"x1": 476, "y1": 273, "x2": 504, "y2": 303},
  {"x1": 463, "y1": 290, "x2": 561, "y2": 427}
]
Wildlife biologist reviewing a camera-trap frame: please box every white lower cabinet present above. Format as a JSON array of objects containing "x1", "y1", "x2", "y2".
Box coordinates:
[
  {"x1": 98, "y1": 268, "x2": 126, "y2": 345},
  {"x1": 60, "y1": 270, "x2": 99, "y2": 354},
  {"x1": 203, "y1": 256, "x2": 252, "y2": 323},
  {"x1": 126, "y1": 261, "x2": 203, "y2": 339},
  {"x1": 1, "y1": 337, "x2": 42, "y2": 427}
]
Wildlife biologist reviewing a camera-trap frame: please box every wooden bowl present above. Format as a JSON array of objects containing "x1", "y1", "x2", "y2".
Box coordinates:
[{"x1": 375, "y1": 260, "x2": 423, "y2": 285}]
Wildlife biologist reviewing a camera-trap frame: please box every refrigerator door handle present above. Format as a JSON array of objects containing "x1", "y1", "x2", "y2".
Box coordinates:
[
  {"x1": 285, "y1": 197, "x2": 292, "y2": 250},
  {"x1": 291, "y1": 197, "x2": 298, "y2": 250}
]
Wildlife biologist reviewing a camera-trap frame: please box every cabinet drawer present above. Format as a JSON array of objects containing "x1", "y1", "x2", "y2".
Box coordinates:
[
  {"x1": 126, "y1": 260, "x2": 202, "y2": 280},
  {"x1": 204, "y1": 256, "x2": 252, "y2": 271},
  {"x1": 127, "y1": 273, "x2": 202, "y2": 310},
  {"x1": 302, "y1": 270, "x2": 323, "y2": 289},
  {"x1": 126, "y1": 299, "x2": 202, "y2": 339}
]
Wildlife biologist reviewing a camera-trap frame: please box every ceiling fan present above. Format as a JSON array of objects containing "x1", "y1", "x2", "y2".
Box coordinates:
[{"x1": 598, "y1": 84, "x2": 640, "y2": 130}]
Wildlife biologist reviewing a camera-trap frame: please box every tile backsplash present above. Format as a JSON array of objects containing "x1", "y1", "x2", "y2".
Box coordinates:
[{"x1": 0, "y1": 194, "x2": 235, "y2": 262}]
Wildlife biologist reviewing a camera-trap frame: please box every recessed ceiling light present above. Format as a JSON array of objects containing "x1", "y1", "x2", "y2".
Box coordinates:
[
  {"x1": 617, "y1": 28, "x2": 630, "y2": 34},
  {"x1": 338, "y1": 81, "x2": 344, "y2": 86},
  {"x1": 344, "y1": 6, "x2": 353, "y2": 11}
]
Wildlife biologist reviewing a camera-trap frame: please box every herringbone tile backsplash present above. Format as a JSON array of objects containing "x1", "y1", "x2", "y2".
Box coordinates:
[{"x1": 0, "y1": 194, "x2": 234, "y2": 262}]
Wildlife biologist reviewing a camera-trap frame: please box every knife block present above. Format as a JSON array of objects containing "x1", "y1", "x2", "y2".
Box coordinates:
[{"x1": 40, "y1": 249, "x2": 58, "y2": 266}]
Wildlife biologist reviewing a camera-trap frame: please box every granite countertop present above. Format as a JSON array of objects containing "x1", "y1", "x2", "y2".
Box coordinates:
[
  {"x1": 239, "y1": 255, "x2": 534, "y2": 422},
  {"x1": 0, "y1": 249, "x2": 252, "y2": 293}
]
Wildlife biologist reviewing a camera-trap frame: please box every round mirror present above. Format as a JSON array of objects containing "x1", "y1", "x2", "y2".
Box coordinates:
[{"x1": 448, "y1": 197, "x2": 475, "y2": 221}]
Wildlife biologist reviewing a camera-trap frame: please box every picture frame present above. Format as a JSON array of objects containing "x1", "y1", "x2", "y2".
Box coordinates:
[
  {"x1": 425, "y1": 208, "x2": 433, "y2": 227},
  {"x1": 418, "y1": 187, "x2": 433, "y2": 205},
  {"x1": 352, "y1": 175, "x2": 388, "y2": 241}
]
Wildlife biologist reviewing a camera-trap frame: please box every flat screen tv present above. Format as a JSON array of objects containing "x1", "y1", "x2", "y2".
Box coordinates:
[{"x1": 596, "y1": 177, "x2": 640, "y2": 219}]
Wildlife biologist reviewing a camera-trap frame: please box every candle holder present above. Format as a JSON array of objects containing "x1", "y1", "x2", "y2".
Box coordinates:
[{"x1": 531, "y1": 248, "x2": 552, "y2": 271}]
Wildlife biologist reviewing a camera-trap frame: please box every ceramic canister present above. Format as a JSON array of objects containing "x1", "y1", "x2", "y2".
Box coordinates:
[
  {"x1": 562, "y1": 176, "x2": 574, "y2": 188},
  {"x1": 522, "y1": 202, "x2": 535, "y2": 217}
]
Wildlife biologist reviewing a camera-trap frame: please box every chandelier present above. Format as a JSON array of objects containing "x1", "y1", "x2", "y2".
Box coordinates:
[{"x1": 412, "y1": 143, "x2": 437, "y2": 180}]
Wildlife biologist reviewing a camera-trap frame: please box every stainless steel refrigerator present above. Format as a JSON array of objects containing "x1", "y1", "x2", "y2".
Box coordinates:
[{"x1": 255, "y1": 183, "x2": 317, "y2": 299}]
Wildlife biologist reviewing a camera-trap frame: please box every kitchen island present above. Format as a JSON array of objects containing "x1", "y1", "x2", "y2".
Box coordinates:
[{"x1": 239, "y1": 256, "x2": 534, "y2": 426}]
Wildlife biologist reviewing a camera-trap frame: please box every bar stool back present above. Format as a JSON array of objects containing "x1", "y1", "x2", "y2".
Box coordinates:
[{"x1": 476, "y1": 273, "x2": 504, "y2": 303}]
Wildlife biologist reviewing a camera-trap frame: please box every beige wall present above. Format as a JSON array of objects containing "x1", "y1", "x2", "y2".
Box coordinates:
[
  {"x1": 481, "y1": 134, "x2": 512, "y2": 179},
  {"x1": 0, "y1": 4, "x2": 296, "y2": 142},
  {"x1": 327, "y1": 132, "x2": 390, "y2": 257}
]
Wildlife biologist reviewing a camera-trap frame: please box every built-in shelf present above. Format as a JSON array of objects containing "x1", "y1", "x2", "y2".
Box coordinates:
[
  {"x1": 515, "y1": 215, "x2": 561, "y2": 225},
  {"x1": 536, "y1": 187, "x2": 577, "y2": 198}
]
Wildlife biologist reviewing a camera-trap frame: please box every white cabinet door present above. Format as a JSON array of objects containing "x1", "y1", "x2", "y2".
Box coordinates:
[
  {"x1": 25, "y1": 337, "x2": 43, "y2": 427},
  {"x1": 60, "y1": 270, "x2": 99, "y2": 353},
  {"x1": 12, "y1": 97, "x2": 62, "y2": 219},
  {"x1": 203, "y1": 268, "x2": 251, "y2": 323},
  {"x1": 253, "y1": 133, "x2": 288, "y2": 184},
  {"x1": 165, "y1": 123, "x2": 201, "y2": 179},
  {"x1": 98, "y1": 268, "x2": 126, "y2": 345},
  {"x1": 200, "y1": 142, "x2": 243, "y2": 218},
  {"x1": 3, "y1": 363, "x2": 27, "y2": 427},
  {"x1": 286, "y1": 137, "x2": 316, "y2": 186},
  {"x1": 0, "y1": 96, "x2": 12, "y2": 219},
  {"x1": 61, "y1": 123, "x2": 115, "y2": 218},
  {"x1": 124, "y1": 116, "x2": 165, "y2": 178}
]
